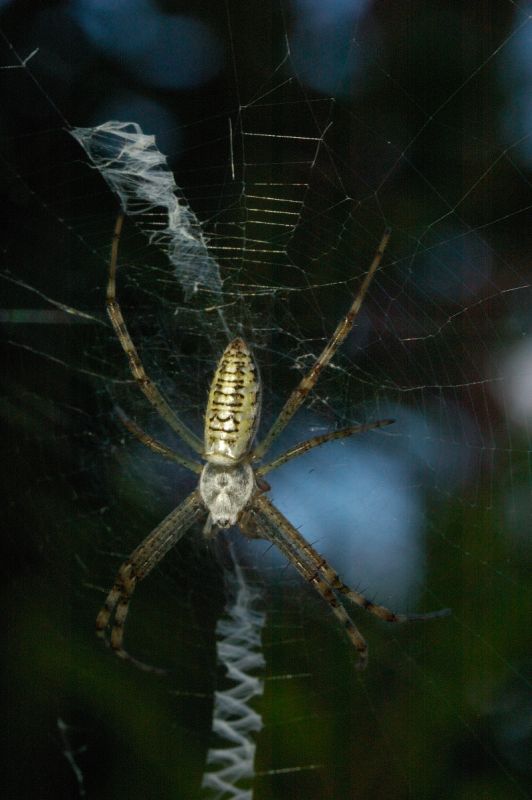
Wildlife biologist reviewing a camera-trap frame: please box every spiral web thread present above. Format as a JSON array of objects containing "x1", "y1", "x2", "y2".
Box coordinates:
[{"x1": 201, "y1": 543, "x2": 266, "y2": 800}]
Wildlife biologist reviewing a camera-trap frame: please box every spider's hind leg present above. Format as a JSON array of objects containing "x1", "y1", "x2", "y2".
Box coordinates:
[
  {"x1": 247, "y1": 493, "x2": 449, "y2": 668},
  {"x1": 286, "y1": 548, "x2": 369, "y2": 669},
  {"x1": 96, "y1": 563, "x2": 168, "y2": 675},
  {"x1": 328, "y1": 575, "x2": 451, "y2": 624},
  {"x1": 262, "y1": 498, "x2": 451, "y2": 624},
  {"x1": 95, "y1": 490, "x2": 204, "y2": 674},
  {"x1": 240, "y1": 498, "x2": 369, "y2": 668}
]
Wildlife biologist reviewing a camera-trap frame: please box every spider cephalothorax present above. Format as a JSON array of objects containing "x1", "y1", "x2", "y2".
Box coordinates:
[
  {"x1": 200, "y1": 460, "x2": 256, "y2": 530},
  {"x1": 96, "y1": 217, "x2": 450, "y2": 673}
]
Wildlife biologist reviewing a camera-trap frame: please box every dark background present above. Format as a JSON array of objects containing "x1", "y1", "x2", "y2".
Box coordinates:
[{"x1": 2, "y1": 1, "x2": 531, "y2": 799}]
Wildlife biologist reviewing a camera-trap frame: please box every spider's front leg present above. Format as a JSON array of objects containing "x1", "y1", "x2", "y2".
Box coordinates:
[
  {"x1": 106, "y1": 213, "x2": 203, "y2": 455},
  {"x1": 253, "y1": 229, "x2": 391, "y2": 460}
]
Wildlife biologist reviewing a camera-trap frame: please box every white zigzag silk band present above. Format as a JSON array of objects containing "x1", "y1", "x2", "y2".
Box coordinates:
[
  {"x1": 70, "y1": 121, "x2": 222, "y2": 300},
  {"x1": 202, "y1": 545, "x2": 265, "y2": 799}
]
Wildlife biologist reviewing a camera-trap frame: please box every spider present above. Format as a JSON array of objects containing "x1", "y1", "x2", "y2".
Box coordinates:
[{"x1": 96, "y1": 215, "x2": 450, "y2": 672}]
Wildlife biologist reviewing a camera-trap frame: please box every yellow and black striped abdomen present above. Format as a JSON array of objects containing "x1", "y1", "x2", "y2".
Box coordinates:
[{"x1": 204, "y1": 338, "x2": 261, "y2": 466}]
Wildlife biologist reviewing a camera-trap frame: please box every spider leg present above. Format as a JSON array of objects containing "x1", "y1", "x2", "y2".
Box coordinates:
[
  {"x1": 115, "y1": 406, "x2": 202, "y2": 474},
  {"x1": 254, "y1": 229, "x2": 391, "y2": 460},
  {"x1": 244, "y1": 494, "x2": 449, "y2": 667},
  {"x1": 241, "y1": 496, "x2": 369, "y2": 669},
  {"x1": 96, "y1": 489, "x2": 205, "y2": 673},
  {"x1": 254, "y1": 494, "x2": 450, "y2": 624},
  {"x1": 257, "y1": 418, "x2": 394, "y2": 476},
  {"x1": 107, "y1": 214, "x2": 203, "y2": 455}
]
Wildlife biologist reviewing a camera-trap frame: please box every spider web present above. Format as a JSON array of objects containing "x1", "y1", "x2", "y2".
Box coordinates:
[{"x1": 2, "y1": 2, "x2": 531, "y2": 799}]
